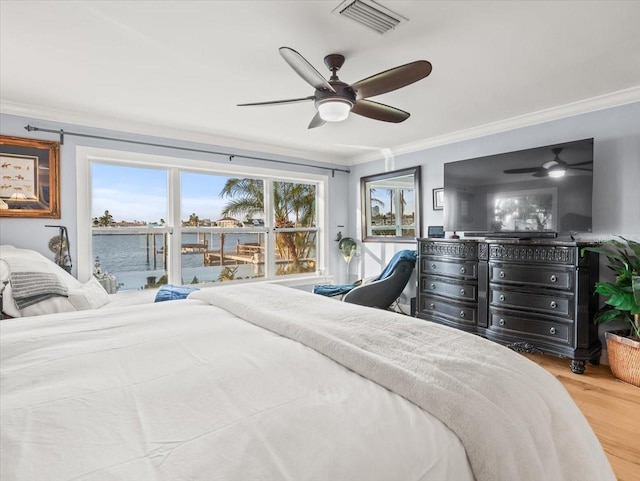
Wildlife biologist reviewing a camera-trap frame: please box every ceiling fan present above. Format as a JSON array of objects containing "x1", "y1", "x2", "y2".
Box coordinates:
[
  {"x1": 237, "y1": 47, "x2": 432, "y2": 129},
  {"x1": 503, "y1": 148, "x2": 593, "y2": 178}
]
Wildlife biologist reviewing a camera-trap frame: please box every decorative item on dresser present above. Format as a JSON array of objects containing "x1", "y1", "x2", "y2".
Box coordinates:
[{"x1": 417, "y1": 238, "x2": 601, "y2": 374}]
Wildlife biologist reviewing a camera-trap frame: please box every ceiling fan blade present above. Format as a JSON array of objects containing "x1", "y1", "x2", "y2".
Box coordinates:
[
  {"x1": 351, "y1": 60, "x2": 432, "y2": 99},
  {"x1": 237, "y1": 96, "x2": 315, "y2": 107},
  {"x1": 568, "y1": 161, "x2": 594, "y2": 167},
  {"x1": 279, "y1": 47, "x2": 335, "y2": 93},
  {"x1": 351, "y1": 99, "x2": 410, "y2": 123},
  {"x1": 532, "y1": 171, "x2": 548, "y2": 178},
  {"x1": 308, "y1": 112, "x2": 325, "y2": 129},
  {"x1": 569, "y1": 167, "x2": 593, "y2": 172},
  {"x1": 503, "y1": 167, "x2": 542, "y2": 174}
]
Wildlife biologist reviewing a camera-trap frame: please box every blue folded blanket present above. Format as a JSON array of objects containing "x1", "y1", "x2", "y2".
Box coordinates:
[
  {"x1": 375, "y1": 249, "x2": 417, "y2": 281},
  {"x1": 313, "y1": 249, "x2": 417, "y2": 298},
  {"x1": 154, "y1": 284, "x2": 199, "y2": 302},
  {"x1": 313, "y1": 283, "x2": 359, "y2": 297}
]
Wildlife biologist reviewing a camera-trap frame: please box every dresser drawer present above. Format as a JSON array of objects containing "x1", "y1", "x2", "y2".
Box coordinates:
[
  {"x1": 421, "y1": 276, "x2": 477, "y2": 302},
  {"x1": 420, "y1": 296, "x2": 477, "y2": 325},
  {"x1": 489, "y1": 263, "x2": 573, "y2": 290},
  {"x1": 421, "y1": 258, "x2": 477, "y2": 280},
  {"x1": 489, "y1": 310, "x2": 571, "y2": 345},
  {"x1": 419, "y1": 240, "x2": 478, "y2": 259},
  {"x1": 489, "y1": 287, "x2": 573, "y2": 319}
]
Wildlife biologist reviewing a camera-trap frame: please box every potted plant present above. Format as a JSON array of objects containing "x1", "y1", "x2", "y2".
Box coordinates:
[{"x1": 582, "y1": 237, "x2": 640, "y2": 386}]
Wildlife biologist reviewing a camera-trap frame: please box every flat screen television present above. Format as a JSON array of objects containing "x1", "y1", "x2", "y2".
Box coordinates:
[{"x1": 443, "y1": 138, "x2": 593, "y2": 239}]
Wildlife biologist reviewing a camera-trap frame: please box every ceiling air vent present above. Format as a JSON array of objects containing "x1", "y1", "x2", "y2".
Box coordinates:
[{"x1": 333, "y1": 0, "x2": 407, "y2": 35}]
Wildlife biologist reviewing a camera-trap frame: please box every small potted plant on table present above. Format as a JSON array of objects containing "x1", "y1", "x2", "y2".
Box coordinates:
[{"x1": 583, "y1": 237, "x2": 640, "y2": 387}]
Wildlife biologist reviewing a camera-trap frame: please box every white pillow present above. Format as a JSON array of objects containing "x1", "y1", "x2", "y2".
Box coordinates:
[
  {"x1": 68, "y1": 278, "x2": 112, "y2": 311},
  {"x1": 4, "y1": 282, "x2": 77, "y2": 317},
  {"x1": 0, "y1": 245, "x2": 82, "y2": 318}
]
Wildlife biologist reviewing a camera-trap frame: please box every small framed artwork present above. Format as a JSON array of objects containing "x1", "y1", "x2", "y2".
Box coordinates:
[
  {"x1": 0, "y1": 135, "x2": 60, "y2": 218},
  {"x1": 432, "y1": 187, "x2": 444, "y2": 210}
]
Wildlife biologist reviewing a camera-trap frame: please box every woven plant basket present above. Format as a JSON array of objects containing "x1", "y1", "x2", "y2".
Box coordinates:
[{"x1": 605, "y1": 331, "x2": 640, "y2": 388}]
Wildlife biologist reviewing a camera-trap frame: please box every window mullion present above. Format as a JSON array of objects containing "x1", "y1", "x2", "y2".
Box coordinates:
[
  {"x1": 168, "y1": 167, "x2": 181, "y2": 285},
  {"x1": 77, "y1": 154, "x2": 92, "y2": 282},
  {"x1": 263, "y1": 179, "x2": 275, "y2": 278}
]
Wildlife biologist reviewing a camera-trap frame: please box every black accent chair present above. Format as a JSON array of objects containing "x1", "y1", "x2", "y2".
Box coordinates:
[{"x1": 342, "y1": 259, "x2": 415, "y2": 310}]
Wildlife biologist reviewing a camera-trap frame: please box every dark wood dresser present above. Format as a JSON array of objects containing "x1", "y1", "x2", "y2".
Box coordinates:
[{"x1": 417, "y1": 238, "x2": 601, "y2": 373}]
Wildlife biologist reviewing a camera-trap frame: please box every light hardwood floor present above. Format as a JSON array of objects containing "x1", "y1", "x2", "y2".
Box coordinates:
[{"x1": 524, "y1": 353, "x2": 640, "y2": 481}]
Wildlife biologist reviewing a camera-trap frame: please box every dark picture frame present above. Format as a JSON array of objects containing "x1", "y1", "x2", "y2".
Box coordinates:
[
  {"x1": 432, "y1": 187, "x2": 444, "y2": 210},
  {"x1": 0, "y1": 135, "x2": 60, "y2": 218}
]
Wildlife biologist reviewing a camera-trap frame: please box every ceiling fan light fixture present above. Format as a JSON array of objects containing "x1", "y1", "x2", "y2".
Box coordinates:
[
  {"x1": 548, "y1": 168, "x2": 566, "y2": 178},
  {"x1": 317, "y1": 98, "x2": 352, "y2": 122}
]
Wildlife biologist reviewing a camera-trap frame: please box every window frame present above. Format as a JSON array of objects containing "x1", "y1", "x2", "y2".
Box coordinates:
[{"x1": 76, "y1": 146, "x2": 328, "y2": 287}]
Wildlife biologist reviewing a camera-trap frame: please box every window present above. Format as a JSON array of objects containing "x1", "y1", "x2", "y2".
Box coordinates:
[
  {"x1": 91, "y1": 163, "x2": 170, "y2": 291},
  {"x1": 180, "y1": 172, "x2": 267, "y2": 285},
  {"x1": 76, "y1": 147, "x2": 327, "y2": 290},
  {"x1": 272, "y1": 181, "x2": 317, "y2": 276}
]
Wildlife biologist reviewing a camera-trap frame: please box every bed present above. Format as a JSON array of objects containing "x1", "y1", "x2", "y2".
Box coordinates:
[{"x1": 0, "y1": 280, "x2": 615, "y2": 481}]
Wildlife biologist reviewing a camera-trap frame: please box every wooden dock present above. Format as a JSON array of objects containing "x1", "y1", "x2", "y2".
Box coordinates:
[{"x1": 204, "y1": 243, "x2": 261, "y2": 266}]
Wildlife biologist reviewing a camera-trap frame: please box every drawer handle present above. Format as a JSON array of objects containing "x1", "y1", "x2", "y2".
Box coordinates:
[
  {"x1": 431, "y1": 263, "x2": 437, "y2": 269},
  {"x1": 460, "y1": 267, "x2": 466, "y2": 274},
  {"x1": 550, "y1": 301, "x2": 557, "y2": 309},
  {"x1": 460, "y1": 288, "x2": 466, "y2": 295},
  {"x1": 459, "y1": 310, "x2": 465, "y2": 318},
  {"x1": 429, "y1": 303, "x2": 435, "y2": 310},
  {"x1": 430, "y1": 283, "x2": 436, "y2": 290},
  {"x1": 499, "y1": 318, "x2": 505, "y2": 326},
  {"x1": 499, "y1": 271, "x2": 505, "y2": 278},
  {"x1": 499, "y1": 294, "x2": 505, "y2": 302},
  {"x1": 550, "y1": 275, "x2": 557, "y2": 283},
  {"x1": 550, "y1": 327, "x2": 556, "y2": 335}
]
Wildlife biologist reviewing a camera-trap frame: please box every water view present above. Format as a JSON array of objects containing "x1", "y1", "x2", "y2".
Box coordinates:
[
  {"x1": 90, "y1": 164, "x2": 319, "y2": 291},
  {"x1": 93, "y1": 232, "x2": 262, "y2": 291}
]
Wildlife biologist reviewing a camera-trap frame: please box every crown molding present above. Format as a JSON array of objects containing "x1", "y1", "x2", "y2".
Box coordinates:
[
  {"x1": 3, "y1": 86, "x2": 639, "y2": 168},
  {"x1": 0, "y1": 100, "x2": 346, "y2": 166},
  {"x1": 348, "y1": 86, "x2": 640, "y2": 165}
]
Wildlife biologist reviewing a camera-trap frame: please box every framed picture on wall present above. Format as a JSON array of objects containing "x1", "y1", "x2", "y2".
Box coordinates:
[
  {"x1": 432, "y1": 187, "x2": 444, "y2": 210},
  {"x1": 0, "y1": 135, "x2": 60, "y2": 218}
]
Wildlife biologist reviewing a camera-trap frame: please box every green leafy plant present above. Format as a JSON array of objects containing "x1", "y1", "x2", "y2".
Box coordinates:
[
  {"x1": 582, "y1": 237, "x2": 640, "y2": 339},
  {"x1": 217, "y1": 266, "x2": 239, "y2": 282}
]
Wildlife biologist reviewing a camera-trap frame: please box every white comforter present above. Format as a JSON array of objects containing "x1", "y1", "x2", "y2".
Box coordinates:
[
  {"x1": 190, "y1": 284, "x2": 615, "y2": 481},
  {"x1": 1, "y1": 294, "x2": 474, "y2": 480}
]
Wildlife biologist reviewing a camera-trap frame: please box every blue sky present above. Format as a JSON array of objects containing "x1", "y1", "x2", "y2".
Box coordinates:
[
  {"x1": 370, "y1": 189, "x2": 416, "y2": 215},
  {"x1": 91, "y1": 164, "x2": 238, "y2": 222}
]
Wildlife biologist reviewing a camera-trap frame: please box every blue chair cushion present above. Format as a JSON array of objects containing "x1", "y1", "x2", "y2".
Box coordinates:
[{"x1": 155, "y1": 284, "x2": 199, "y2": 302}]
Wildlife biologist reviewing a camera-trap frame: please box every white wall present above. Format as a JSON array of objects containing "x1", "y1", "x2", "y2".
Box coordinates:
[
  {"x1": 348, "y1": 102, "x2": 640, "y2": 298},
  {"x1": 0, "y1": 113, "x2": 351, "y2": 280}
]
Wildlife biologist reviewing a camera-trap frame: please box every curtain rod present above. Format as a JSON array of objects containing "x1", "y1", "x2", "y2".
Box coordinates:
[{"x1": 23, "y1": 125, "x2": 350, "y2": 176}]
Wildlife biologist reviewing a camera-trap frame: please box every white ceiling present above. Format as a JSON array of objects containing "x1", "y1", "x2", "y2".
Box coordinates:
[{"x1": 1, "y1": 1, "x2": 639, "y2": 165}]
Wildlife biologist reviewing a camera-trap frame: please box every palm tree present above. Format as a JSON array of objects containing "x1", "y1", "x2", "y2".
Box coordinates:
[
  {"x1": 93, "y1": 210, "x2": 114, "y2": 227},
  {"x1": 220, "y1": 179, "x2": 316, "y2": 272},
  {"x1": 187, "y1": 213, "x2": 199, "y2": 227}
]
